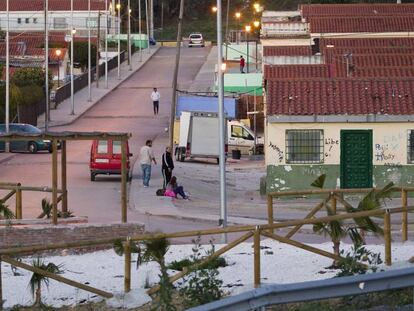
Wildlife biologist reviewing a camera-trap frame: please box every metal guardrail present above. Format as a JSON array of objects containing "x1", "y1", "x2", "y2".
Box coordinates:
[{"x1": 188, "y1": 267, "x2": 414, "y2": 311}]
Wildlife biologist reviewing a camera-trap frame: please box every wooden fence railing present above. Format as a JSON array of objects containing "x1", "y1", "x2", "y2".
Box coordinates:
[
  {"x1": 0, "y1": 182, "x2": 64, "y2": 221},
  {"x1": 1, "y1": 205, "x2": 413, "y2": 306},
  {"x1": 267, "y1": 187, "x2": 414, "y2": 242}
]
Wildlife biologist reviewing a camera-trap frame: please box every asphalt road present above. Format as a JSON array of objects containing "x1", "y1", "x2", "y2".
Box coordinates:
[{"x1": 0, "y1": 46, "x2": 211, "y2": 231}]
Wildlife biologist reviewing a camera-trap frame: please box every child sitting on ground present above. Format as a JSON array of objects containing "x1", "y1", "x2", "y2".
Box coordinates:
[{"x1": 164, "y1": 176, "x2": 188, "y2": 199}]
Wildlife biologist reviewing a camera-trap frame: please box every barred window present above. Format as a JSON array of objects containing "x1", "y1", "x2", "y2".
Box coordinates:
[
  {"x1": 408, "y1": 130, "x2": 414, "y2": 163},
  {"x1": 286, "y1": 130, "x2": 324, "y2": 164}
]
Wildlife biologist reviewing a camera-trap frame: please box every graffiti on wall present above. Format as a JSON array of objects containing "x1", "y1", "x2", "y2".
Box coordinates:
[
  {"x1": 375, "y1": 143, "x2": 397, "y2": 162},
  {"x1": 324, "y1": 137, "x2": 339, "y2": 158},
  {"x1": 268, "y1": 141, "x2": 284, "y2": 163}
]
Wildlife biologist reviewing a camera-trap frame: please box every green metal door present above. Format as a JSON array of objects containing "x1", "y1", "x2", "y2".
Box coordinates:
[{"x1": 340, "y1": 130, "x2": 373, "y2": 189}]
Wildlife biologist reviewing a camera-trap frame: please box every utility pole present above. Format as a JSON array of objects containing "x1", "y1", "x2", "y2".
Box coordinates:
[
  {"x1": 139, "y1": 0, "x2": 142, "y2": 61},
  {"x1": 225, "y1": 0, "x2": 230, "y2": 59},
  {"x1": 117, "y1": 0, "x2": 121, "y2": 79},
  {"x1": 5, "y1": 0, "x2": 9, "y2": 151},
  {"x1": 96, "y1": 10, "x2": 100, "y2": 88},
  {"x1": 88, "y1": 0, "x2": 92, "y2": 101},
  {"x1": 145, "y1": 0, "x2": 150, "y2": 54},
  {"x1": 70, "y1": 0, "x2": 75, "y2": 115},
  {"x1": 169, "y1": 0, "x2": 184, "y2": 151},
  {"x1": 217, "y1": 0, "x2": 227, "y2": 239},
  {"x1": 128, "y1": 0, "x2": 132, "y2": 71},
  {"x1": 161, "y1": 1, "x2": 164, "y2": 37},
  {"x1": 105, "y1": 0, "x2": 108, "y2": 88},
  {"x1": 44, "y1": 0, "x2": 49, "y2": 130}
]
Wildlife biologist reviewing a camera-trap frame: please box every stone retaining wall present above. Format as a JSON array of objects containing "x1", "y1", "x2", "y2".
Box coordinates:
[{"x1": 0, "y1": 223, "x2": 145, "y2": 250}]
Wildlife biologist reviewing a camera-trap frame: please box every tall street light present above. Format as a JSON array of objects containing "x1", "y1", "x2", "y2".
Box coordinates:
[
  {"x1": 128, "y1": 1, "x2": 132, "y2": 71},
  {"x1": 70, "y1": 0, "x2": 75, "y2": 115},
  {"x1": 117, "y1": 1, "x2": 121, "y2": 80},
  {"x1": 139, "y1": 0, "x2": 142, "y2": 62},
  {"x1": 44, "y1": 0, "x2": 49, "y2": 129},
  {"x1": 217, "y1": 0, "x2": 227, "y2": 239},
  {"x1": 145, "y1": 0, "x2": 150, "y2": 54},
  {"x1": 235, "y1": 12, "x2": 241, "y2": 43},
  {"x1": 105, "y1": 0, "x2": 109, "y2": 88},
  {"x1": 245, "y1": 25, "x2": 251, "y2": 73},
  {"x1": 5, "y1": 0, "x2": 9, "y2": 147},
  {"x1": 88, "y1": 0, "x2": 92, "y2": 102},
  {"x1": 253, "y1": 20, "x2": 260, "y2": 72},
  {"x1": 55, "y1": 49, "x2": 62, "y2": 87}
]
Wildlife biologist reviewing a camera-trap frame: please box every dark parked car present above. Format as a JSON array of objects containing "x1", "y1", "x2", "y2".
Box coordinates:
[{"x1": 0, "y1": 123, "x2": 54, "y2": 153}]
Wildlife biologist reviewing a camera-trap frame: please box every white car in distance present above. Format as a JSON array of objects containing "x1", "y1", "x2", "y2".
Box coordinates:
[{"x1": 188, "y1": 33, "x2": 205, "y2": 47}]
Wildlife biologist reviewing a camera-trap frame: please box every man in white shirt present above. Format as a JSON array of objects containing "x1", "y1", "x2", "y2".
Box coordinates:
[
  {"x1": 140, "y1": 140, "x2": 157, "y2": 187},
  {"x1": 150, "y1": 87, "x2": 161, "y2": 115}
]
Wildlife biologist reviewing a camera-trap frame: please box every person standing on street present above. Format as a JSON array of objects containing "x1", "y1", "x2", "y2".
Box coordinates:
[
  {"x1": 140, "y1": 140, "x2": 157, "y2": 187},
  {"x1": 150, "y1": 87, "x2": 161, "y2": 115},
  {"x1": 240, "y1": 55, "x2": 245, "y2": 73},
  {"x1": 161, "y1": 146, "x2": 174, "y2": 189}
]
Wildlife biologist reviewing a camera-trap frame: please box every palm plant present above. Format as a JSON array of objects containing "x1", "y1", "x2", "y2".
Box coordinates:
[
  {"x1": 312, "y1": 175, "x2": 392, "y2": 265},
  {"x1": 0, "y1": 201, "x2": 14, "y2": 220},
  {"x1": 29, "y1": 257, "x2": 64, "y2": 306}
]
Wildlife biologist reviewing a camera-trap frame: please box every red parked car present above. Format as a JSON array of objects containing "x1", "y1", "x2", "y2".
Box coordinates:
[{"x1": 89, "y1": 139, "x2": 132, "y2": 181}]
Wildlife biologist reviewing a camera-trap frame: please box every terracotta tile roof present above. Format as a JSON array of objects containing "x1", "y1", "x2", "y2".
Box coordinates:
[
  {"x1": 0, "y1": 42, "x2": 26, "y2": 56},
  {"x1": 263, "y1": 45, "x2": 312, "y2": 56},
  {"x1": 320, "y1": 37, "x2": 414, "y2": 48},
  {"x1": 264, "y1": 64, "x2": 329, "y2": 79},
  {"x1": 10, "y1": 32, "x2": 67, "y2": 48},
  {"x1": 301, "y1": 3, "x2": 414, "y2": 18},
  {"x1": 0, "y1": 0, "x2": 108, "y2": 11},
  {"x1": 335, "y1": 65, "x2": 414, "y2": 78},
  {"x1": 322, "y1": 46, "x2": 414, "y2": 56},
  {"x1": 332, "y1": 53, "x2": 414, "y2": 68},
  {"x1": 309, "y1": 16, "x2": 414, "y2": 33},
  {"x1": 266, "y1": 79, "x2": 414, "y2": 116}
]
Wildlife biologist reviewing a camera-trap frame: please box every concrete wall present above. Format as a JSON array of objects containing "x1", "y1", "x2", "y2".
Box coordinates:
[
  {"x1": 225, "y1": 43, "x2": 259, "y2": 63},
  {"x1": 265, "y1": 121, "x2": 414, "y2": 192}
]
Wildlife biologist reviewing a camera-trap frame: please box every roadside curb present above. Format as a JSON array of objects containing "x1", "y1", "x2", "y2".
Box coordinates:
[{"x1": 0, "y1": 153, "x2": 15, "y2": 164}]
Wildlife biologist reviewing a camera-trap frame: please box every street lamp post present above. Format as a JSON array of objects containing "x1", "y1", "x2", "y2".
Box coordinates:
[
  {"x1": 245, "y1": 25, "x2": 251, "y2": 73},
  {"x1": 88, "y1": 0, "x2": 92, "y2": 101},
  {"x1": 235, "y1": 12, "x2": 241, "y2": 43},
  {"x1": 253, "y1": 20, "x2": 260, "y2": 72},
  {"x1": 70, "y1": 0, "x2": 75, "y2": 115},
  {"x1": 45, "y1": 0, "x2": 49, "y2": 128},
  {"x1": 105, "y1": 0, "x2": 108, "y2": 88},
  {"x1": 217, "y1": 0, "x2": 227, "y2": 240},
  {"x1": 128, "y1": 0, "x2": 132, "y2": 71},
  {"x1": 117, "y1": 1, "x2": 121, "y2": 80},
  {"x1": 55, "y1": 49, "x2": 62, "y2": 87},
  {"x1": 139, "y1": 0, "x2": 142, "y2": 62}
]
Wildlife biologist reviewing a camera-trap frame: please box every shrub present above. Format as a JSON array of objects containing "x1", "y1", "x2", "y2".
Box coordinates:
[
  {"x1": 336, "y1": 244, "x2": 383, "y2": 277},
  {"x1": 179, "y1": 237, "x2": 224, "y2": 308}
]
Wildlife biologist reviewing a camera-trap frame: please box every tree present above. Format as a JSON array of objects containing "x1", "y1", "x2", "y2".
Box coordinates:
[
  {"x1": 70, "y1": 42, "x2": 97, "y2": 70},
  {"x1": 312, "y1": 174, "x2": 391, "y2": 265},
  {"x1": 0, "y1": 201, "x2": 14, "y2": 220},
  {"x1": 29, "y1": 257, "x2": 64, "y2": 306}
]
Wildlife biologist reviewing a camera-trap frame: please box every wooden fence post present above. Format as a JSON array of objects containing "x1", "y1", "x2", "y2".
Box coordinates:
[
  {"x1": 52, "y1": 140, "x2": 58, "y2": 225},
  {"x1": 331, "y1": 192, "x2": 336, "y2": 215},
  {"x1": 61, "y1": 141, "x2": 68, "y2": 214},
  {"x1": 15, "y1": 183, "x2": 22, "y2": 219},
  {"x1": 124, "y1": 237, "x2": 131, "y2": 293},
  {"x1": 254, "y1": 226, "x2": 261, "y2": 288},
  {"x1": 121, "y1": 140, "x2": 127, "y2": 223},
  {"x1": 384, "y1": 209, "x2": 392, "y2": 266},
  {"x1": 267, "y1": 195, "x2": 273, "y2": 234},
  {"x1": 402, "y1": 189, "x2": 408, "y2": 242}
]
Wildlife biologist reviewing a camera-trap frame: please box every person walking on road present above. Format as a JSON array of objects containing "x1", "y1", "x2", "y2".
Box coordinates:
[
  {"x1": 161, "y1": 146, "x2": 174, "y2": 189},
  {"x1": 150, "y1": 87, "x2": 161, "y2": 115},
  {"x1": 140, "y1": 140, "x2": 157, "y2": 187},
  {"x1": 239, "y1": 55, "x2": 245, "y2": 73}
]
